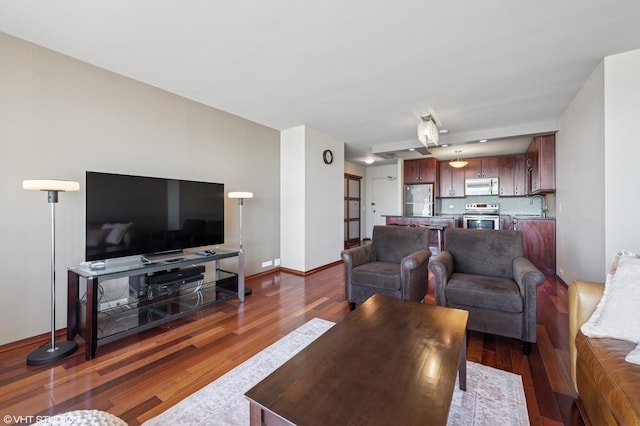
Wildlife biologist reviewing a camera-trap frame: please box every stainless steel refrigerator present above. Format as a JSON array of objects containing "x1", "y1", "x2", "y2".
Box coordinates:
[{"x1": 403, "y1": 184, "x2": 434, "y2": 216}]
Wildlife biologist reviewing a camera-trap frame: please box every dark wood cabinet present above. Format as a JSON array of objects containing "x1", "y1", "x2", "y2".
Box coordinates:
[
  {"x1": 498, "y1": 155, "x2": 526, "y2": 197},
  {"x1": 464, "y1": 157, "x2": 499, "y2": 180},
  {"x1": 438, "y1": 161, "x2": 465, "y2": 198},
  {"x1": 515, "y1": 218, "x2": 556, "y2": 275},
  {"x1": 526, "y1": 134, "x2": 555, "y2": 194},
  {"x1": 404, "y1": 158, "x2": 437, "y2": 184}
]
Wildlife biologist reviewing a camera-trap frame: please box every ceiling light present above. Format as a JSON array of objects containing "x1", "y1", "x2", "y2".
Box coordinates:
[
  {"x1": 364, "y1": 158, "x2": 375, "y2": 164},
  {"x1": 479, "y1": 139, "x2": 488, "y2": 143},
  {"x1": 417, "y1": 114, "x2": 439, "y2": 147},
  {"x1": 449, "y1": 150, "x2": 468, "y2": 168}
]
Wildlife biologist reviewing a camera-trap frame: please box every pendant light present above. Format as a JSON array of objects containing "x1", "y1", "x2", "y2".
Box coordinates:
[{"x1": 449, "y1": 150, "x2": 468, "y2": 168}]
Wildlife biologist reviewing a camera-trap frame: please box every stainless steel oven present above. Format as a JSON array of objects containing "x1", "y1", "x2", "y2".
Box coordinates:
[
  {"x1": 463, "y1": 215, "x2": 500, "y2": 230},
  {"x1": 463, "y1": 203, "x2": 500, "y2": 230}
]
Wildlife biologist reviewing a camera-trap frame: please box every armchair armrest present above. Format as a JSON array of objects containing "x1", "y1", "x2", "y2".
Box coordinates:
[
  {"x1": 401, "y1": 248, "x2": 431, "y2": 270},
  {"x1": 428, "y1": 251, "x2": 453, "y2": 305},
  {"x1": 341, "y1": 245, "x2": 374, "y2": 301},
  {"x1": 341, "y1": 244, "x2": 374, "y2": 268},
  {"x1": 512, "y1": 257, "x2": 545, "y2": 296},
  {"x1": 512, "y1": 257, "x2": 545, "y2": 344},
  {"x1": 568, "y1": 280, "x2": 604, "y2": 391},
  {"x1": 400, "y1": 248, "x2": 431, "y2": 301}
]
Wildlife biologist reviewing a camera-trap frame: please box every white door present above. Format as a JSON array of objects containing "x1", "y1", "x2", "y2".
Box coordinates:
[{"x1": 369, "y1": 177, "x2": 398, "y2": 237}]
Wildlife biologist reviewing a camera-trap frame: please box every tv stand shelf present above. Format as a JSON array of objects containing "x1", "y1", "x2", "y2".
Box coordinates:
[{"x1": 67, "y1": 248, "x2": 244, "y2": 360}]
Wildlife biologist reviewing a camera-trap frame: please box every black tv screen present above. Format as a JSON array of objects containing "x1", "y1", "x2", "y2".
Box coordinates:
[{"x1": 85, "y1": 171, "x2": 224, "y2": 261}]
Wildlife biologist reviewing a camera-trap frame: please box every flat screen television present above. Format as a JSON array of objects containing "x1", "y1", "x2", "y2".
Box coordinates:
[{"x1": 85, "y1": 171, "x2": 224, "y2": 261}]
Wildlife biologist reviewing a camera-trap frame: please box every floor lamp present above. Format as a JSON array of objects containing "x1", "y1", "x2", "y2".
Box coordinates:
[
  {"x1": 228, "y1": 191, "x2": 253, "y2": 296},
  {"x1": 23, "y1": 179, "x2": 79, "y2": 365}
]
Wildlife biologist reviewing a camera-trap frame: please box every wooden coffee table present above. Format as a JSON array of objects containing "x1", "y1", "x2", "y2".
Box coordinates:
[{"x1": 245, "y1": 294, "x2": 469, "y2": 425}]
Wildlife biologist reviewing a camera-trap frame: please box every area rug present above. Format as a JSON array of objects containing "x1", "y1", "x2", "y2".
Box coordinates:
[{"x1": 143, "y1": 318, "x2": 529, "y2": 426}]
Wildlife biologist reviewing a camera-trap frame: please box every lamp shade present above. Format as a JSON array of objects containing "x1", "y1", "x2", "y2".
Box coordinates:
[
  {"x1": 449, "y1": 159, "x2": 468, "y2": 168},
  {"x1": 228, "y1": 191, "x2": 253, "y2": 199},
  {"x1": 23, "y1": 179, "x2": 80, "y2": 192}
]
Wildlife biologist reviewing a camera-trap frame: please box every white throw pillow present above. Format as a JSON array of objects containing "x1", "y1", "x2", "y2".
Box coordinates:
[
  {"x1": 581, "y1": 251, "x2": 640, "y2": 344},
  {"x1": 626, "y1": 344, "x2": 640, "y2": 365}
]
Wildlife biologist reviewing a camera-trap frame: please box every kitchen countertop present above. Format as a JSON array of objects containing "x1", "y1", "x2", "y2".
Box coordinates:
[
  {"x1": 511, "y1": 215, "x2": 556, "y2": 220},
  {"x1": 383, "y1": 215, "x2": 460, "y2": 219}
]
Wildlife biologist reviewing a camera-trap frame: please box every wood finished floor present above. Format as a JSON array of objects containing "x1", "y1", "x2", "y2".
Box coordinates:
[{"x1": 0, "y1": 265, "x2": 585, "y2": 425}]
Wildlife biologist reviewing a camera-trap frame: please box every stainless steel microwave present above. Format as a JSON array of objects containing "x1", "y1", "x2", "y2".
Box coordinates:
[{"x1": 465, "y1": 178, "x2": 499, "y2": 196}]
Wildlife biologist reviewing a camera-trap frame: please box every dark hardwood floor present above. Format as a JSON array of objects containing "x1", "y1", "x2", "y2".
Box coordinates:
[{"x1": 0, "y1": 264, "x2": 584, "y2": 425}]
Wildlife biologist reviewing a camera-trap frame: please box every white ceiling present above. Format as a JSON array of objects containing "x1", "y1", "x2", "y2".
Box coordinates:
[{"x1": 2, "y1": 1, "x2": 640, "y2": 165}]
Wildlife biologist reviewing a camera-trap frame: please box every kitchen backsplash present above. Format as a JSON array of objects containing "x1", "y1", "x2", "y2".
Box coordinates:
[{"x1": 435, "y1": 193, "x2": 556, "y2": 217}]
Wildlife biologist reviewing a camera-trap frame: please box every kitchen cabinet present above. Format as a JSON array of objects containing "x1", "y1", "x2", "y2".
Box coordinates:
[
  {"x1": 526, "y1": 134, "x2": 555, "y2": 194},
  {"x1": 498, "y1": 155, "x2": 526, "y2": 197},
  {"x1": 514, "y1": 218, "x2": 556, "y2": 275},
  {"x1": 465, "y1": 157, "x2": 500, "y2": 180},
  {"x1": 438, "y1": 161, "x2": 465, "y2": 198},
  {"x1": 404, "y1": 158, "x2": 437, "y2": 184}
]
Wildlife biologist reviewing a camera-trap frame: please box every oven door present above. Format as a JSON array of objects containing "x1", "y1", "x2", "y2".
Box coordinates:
[{"x1": 463, "y1": 215, "x2": 500, "y2": 230}]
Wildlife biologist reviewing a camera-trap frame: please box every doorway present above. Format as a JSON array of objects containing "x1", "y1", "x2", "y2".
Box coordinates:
[
  {"x1": 369, "y1": 176, "x2": 398, "y2": 237},
  {"x1": 344, "y1": 174, "x2": 362, "y2": 249}
]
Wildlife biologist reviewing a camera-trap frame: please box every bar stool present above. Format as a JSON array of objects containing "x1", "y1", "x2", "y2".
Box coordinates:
[{"x1": 420, "y1": 225, "x2": 446, "y2": 255}]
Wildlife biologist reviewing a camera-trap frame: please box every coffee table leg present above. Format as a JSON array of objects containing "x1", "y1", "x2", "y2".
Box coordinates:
[
  {"x1": 249, "y1": 401, "x2": 262, "y2": 426},
  {"x1": 458, "y1": 331, "x2": 467, "y2": 391}
]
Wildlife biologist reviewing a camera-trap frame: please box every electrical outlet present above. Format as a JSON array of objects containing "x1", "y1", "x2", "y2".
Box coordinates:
[
  {"x1": 261, "y1": 260, "x2": 273, "y2": 268},
  {"x1": 274, "y1": 258, "x2": 281, "y2": 266},
  {"x1": 559, "y1": 266, "x2": 564, "y2": 276}
]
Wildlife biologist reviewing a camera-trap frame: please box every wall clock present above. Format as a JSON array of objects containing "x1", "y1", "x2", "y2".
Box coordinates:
[{"x1": 323, "y1": 149, "x2": 333, "y2": 165}]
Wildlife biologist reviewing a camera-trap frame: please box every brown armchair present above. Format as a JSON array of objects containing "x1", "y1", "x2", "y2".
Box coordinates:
[
  {"x1": 428, "y1": 228, "x2": 545, "y2": 354},
  {"x1": 341, "y1": 225, "x2": 431, "y2": 310}
]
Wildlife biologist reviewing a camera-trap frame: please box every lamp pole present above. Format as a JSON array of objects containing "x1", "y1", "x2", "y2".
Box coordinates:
[
  {"x1": 228, "y1": 192, "x2": 253, "y2": 296},
  {"x1": 23, "y1": 180, "x2": 79, "y2": 365}
]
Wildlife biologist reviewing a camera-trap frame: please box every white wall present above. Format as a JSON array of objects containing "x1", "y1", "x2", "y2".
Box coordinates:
[
  {"x1": 304, "y1": 127, "x2": 344, "y2": 270},
  {"x1": 604, "y1": 49, "x2": 640, "y2": 259},
  {"x1": 280, "y1": 126, "x2": 344, "y2": 272},
  {"x1": 280, "y1": 126, "x2": 307, "y2": 271},
  {"x1": 556, "y1": 62, "x2": 606, "y2": 284},
  {"x1": 0, "y1": 32, "x2": 281, "y2": 345},
  {"x1": 557, "y1": 48, "x2": 640, "y2": 285}
]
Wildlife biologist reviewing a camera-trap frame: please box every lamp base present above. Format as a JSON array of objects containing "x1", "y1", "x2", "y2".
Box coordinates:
[{"x1": 27, "y1": 340, "x2": 77, "y2": 365}]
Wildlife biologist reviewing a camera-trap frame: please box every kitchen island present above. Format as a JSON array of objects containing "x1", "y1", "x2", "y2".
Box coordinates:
[{"x1": 384, "y1": 215, "x2": 460, "y2": 255}]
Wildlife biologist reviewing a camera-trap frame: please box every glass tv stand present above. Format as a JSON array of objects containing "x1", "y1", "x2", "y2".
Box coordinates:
[{"x1": 67, "y1": 248, "x2": 245, "y2": 360}]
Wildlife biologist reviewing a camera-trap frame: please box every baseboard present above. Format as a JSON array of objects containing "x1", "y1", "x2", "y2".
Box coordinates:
[
  {"x1": 279, "y1": 260, "x2": 343, "y2": 277},
  {"x1": 0, "y1": 328, "x2": 70, "y2": 355}
]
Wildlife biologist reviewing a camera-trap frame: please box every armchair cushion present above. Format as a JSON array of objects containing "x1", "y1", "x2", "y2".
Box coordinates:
[
  {"x1": 352, "y1": 262, "x2": 402, "y2": 291},
  {"x1": 446, "y1": 273, "x2": 523, "y2": 313}
]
